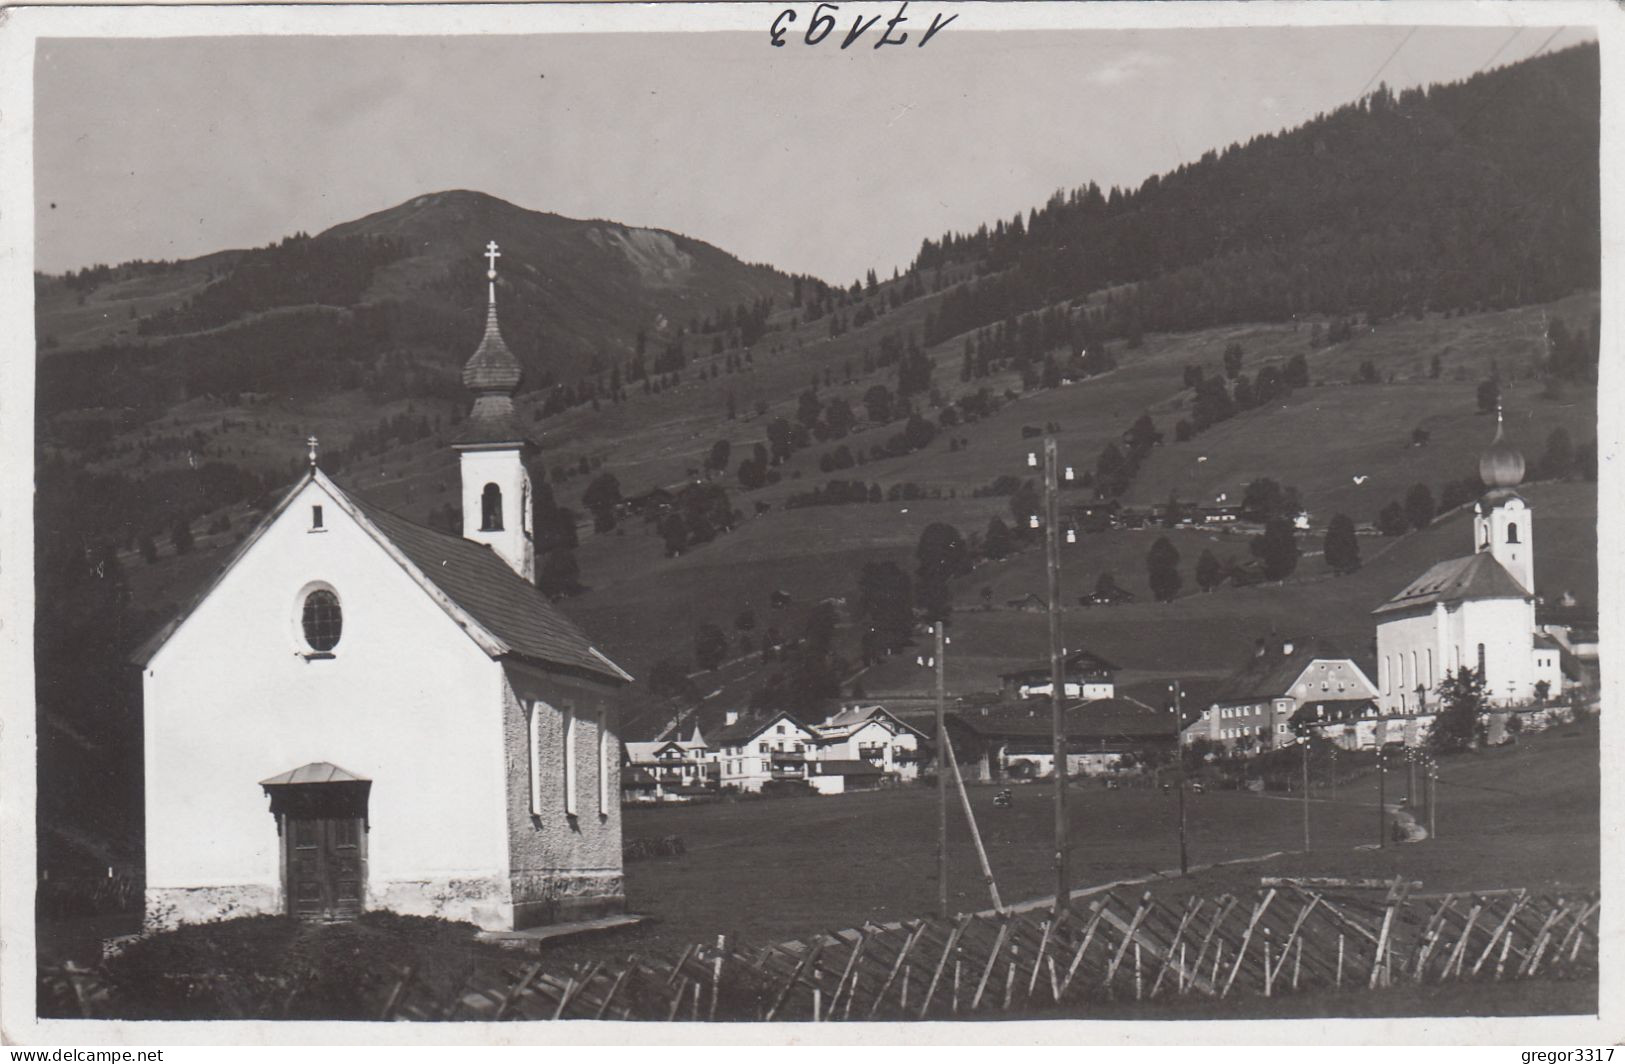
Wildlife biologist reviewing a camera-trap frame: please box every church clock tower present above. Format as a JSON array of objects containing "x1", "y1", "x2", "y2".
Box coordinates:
[
  {"x1": 1473, "y1": 403, "x2": 1533, "y2": 595},
  {"x1": 454, "y1": 240, "x2": 535, "y2": 583}
]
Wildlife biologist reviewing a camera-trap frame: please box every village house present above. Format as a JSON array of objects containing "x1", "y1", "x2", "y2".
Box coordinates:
[
  {"x1": 624, "y1": 725, "x2": 713, "y2": 800},
  {"x1": 946, "y1": 698, "x2": 1177, "y2": 780},
  {"x1": 805, "y1": 759, "x2": 887, "y2": 795},
  {"x1": 134, "y1": 243, "x2": 632, "y2": 932},
  {"x1": 811, "y1": 703, "x2": 926, "y2": 781},
  {"x1": 706, "y1": 710, "x2": 818, "y2": 793},
  {"x1": 620, "y1": 766, "x2": 662, "y2": 804},
  {"x1": 1181, "y1": 636, "x2": 1377, "y2": 755},
  {"x1": 998, "y1": 649, "x2": 1119, "y2": 702},
  {"x1": 1286, "y1": 698, "x2": 1384, "y2": 750}
]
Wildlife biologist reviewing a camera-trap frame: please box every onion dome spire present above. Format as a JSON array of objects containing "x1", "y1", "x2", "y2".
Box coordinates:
[
  {"x1": 455, "y1": 240, "x2": 527, "y2": 447},
  {"x1": 1478, "y1": 399, "x2": 1526, "y2": 490}
]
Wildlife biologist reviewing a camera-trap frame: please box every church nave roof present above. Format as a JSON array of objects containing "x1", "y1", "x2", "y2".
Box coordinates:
[{"x1": 1373, "y1": 551, "x2": 1531, "y2": 616}]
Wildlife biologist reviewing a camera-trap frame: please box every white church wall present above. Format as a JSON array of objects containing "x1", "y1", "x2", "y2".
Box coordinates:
[
  {"x1": 1375, "y1": 612, "x2": 1445, "y2": 714},
  {"x1": 143, "y1": 478, "x2": 510, "y2": 929},
  {"x1": 1459, "y1": 598, "x2": 1539, "y2": 704}
]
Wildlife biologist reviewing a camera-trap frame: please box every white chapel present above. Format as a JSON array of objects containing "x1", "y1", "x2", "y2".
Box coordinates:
[
  {"x1": 134, "y1": 242, "x2": 633, "y2": 932},
  {"x1": 1372, "y1": 408, "x2": 1563, "y2": 714}
]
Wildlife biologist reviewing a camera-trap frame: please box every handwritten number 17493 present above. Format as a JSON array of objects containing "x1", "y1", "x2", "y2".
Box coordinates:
[{"x1": 770, "y1": 3, "x2": 957, "y2": 48}]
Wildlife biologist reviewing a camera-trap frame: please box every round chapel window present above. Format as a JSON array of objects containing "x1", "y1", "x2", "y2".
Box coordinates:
[{"x1": 301, "y1": 589, "x2": 343, "y2": 652}]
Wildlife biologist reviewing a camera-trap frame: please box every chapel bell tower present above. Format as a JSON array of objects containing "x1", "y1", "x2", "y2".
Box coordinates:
[
  {"x1": 1473, "y1": 402, "x2": 1533, "y2": 595},
  {"x1": 454, "y1": 240, "x2": 535, "y2": 583}
]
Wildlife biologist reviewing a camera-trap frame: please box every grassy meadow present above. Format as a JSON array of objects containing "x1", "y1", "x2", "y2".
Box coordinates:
[{"x1": 112, "y1": 284, "x2": 1599, "y2": 726}]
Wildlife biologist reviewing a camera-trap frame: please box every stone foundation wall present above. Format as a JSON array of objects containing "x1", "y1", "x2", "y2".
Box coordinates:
[
  {"x1": 508, "y1": 868, "x2": 624, "y2": 928},
  {"x1": 146, "y1": 877, "x2": 532, "y2": 933},
  {"x1": 144, "y1": 885, "x2": 280, "y2": 933},
  {"x1": 368, "y1": 875, "x2": 514, "y2": 929}
]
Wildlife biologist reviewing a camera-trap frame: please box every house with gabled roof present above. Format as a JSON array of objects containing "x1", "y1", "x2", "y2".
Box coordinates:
[
  {"x1": 947, "y1": 697, "x2": 1178, "y2": 779},
  {"x1": 134, "y1": 242, "x2": 632, "y2": 932},
  {"x1": 998, "y1": 648, "x2": 1120, "y2": 702},
  {"x1": 811, "y1": 703, "x2": 926, "y2": 781},
  {"x1": 625, "y1": 725, "x2": 713, "y2": 797},
  {"x1": 1181, "y1": 635, "x2": 1377, "y2": 754},
  {"x1": 707, "y1": 710, "x2": 818, "y2": 792}
]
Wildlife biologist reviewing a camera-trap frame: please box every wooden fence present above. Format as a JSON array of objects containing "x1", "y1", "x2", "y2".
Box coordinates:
[
  {"x1": 43, "y1": 884, "x2": 1598, "y2": 1022},
  {"x1": 385, "y1": 884, "x2": 1598, "y2": 1021}
]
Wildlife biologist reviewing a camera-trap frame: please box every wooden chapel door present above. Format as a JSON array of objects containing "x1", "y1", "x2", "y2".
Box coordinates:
[{"x1": 286, "y1": 814, "x2": 366, "y2": 921}]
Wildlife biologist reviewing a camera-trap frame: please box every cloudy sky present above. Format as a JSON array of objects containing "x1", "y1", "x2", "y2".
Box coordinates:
[{"x1": 33, "y1": 22, "x2": 1594, "y2": 282}]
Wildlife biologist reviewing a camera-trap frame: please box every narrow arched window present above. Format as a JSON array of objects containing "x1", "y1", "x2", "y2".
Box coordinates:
[
  {"x1": 563, "y1": 704, "x2": 578, "y2": 816},
  {"x1": 598, "y1": 712, "x2": 611, "y2": 816},
  {"x1": 528, "y1": 704, "x2": 544, "y2": 816},
  {"x1": 301, "y1": 589, "x2": 342, "y2": 652},
  {"x1": 481, "y1": 483, "x2": 503, "y2": 531},
  {"x1": 1506, "y1": 522, "x2": 1519, "y2": 544},
  {"x1": 1477, "y1": 643, "x2": 1487, "y2": 679}
]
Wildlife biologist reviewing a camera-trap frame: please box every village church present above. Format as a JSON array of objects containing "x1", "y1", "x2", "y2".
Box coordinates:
[
  {"x1": 1372, "y1": 408, "x2": 1563, "y2": 714},
  {"x1": 134, "y1": 243, "x2": 633, "y2": 932}
]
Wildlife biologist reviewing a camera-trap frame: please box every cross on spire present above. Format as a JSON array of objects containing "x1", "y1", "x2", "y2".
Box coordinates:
[
  {"x1": 307, "y1": 435, "x2": 319, "y2": 468},
  {"x1": 484, "y1": 240, "x2": 501, "y2": 305}
]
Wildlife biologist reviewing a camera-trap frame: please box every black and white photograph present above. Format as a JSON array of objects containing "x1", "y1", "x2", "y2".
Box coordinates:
[{"x1": 1, "y1": 0, "x2": 1619, "y2": 1046}]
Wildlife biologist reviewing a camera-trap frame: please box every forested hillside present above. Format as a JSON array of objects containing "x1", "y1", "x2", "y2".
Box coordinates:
[{"x1": 917, "y1": 45, "x2": 1598, "y2": 362}]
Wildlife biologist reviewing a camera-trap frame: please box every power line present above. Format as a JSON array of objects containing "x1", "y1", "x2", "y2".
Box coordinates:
[
  {"x1": 1356, "y1": 26, "x2": 1418, "y2": 101},
  {"x1": 1475, "y1": 28, "x2": 1524, "y2": 77}
]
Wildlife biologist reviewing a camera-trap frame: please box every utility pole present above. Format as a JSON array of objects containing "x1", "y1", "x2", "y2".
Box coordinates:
[
  {"x1": 1170, "y1": 680, "x2": 1188, "y2": 876},
  {"x1": 1377, "y1": 745, "x2": 1387, "y2": 848},
  {"x1": 1301, "y1": 738, "x2": 1311, "y2": 851},
  {"x1": 935, "y1": 620, "x2": 949, "y2": 918},
  {"x1": 1044, "y1": 436, "x2": 1070, "y2": 912},
  {"x1": 1428, "y1": 756, "x2": 1438, "y2": 840}
]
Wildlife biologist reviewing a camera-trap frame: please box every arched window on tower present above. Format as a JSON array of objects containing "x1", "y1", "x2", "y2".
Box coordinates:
[
  {"x1": 481, "y1": 483, "x2": 503, "y2": 531},
  {"x1": 1506, "y1": 522, "x2": 1519, "y2": 544}
]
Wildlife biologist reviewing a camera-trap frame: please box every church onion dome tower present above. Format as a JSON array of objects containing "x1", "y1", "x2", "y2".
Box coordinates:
[
  {"x1": 454, "y1": 241, "x2": 536, "y2": 584},
  {"x1": 1471, "y1": 400, "x2": 1533, "y2": 595},
  {"x1": 456, "y1": 241, "x2": 527, "y2": 448},
  {"x1": 1478, "y1": 402, "x2": 1526, "y2": 493}
]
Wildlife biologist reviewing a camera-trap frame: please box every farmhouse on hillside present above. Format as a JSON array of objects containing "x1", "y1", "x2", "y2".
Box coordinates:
[
  {"x1": 1372, "y1": 407, "x2": 1564, "y2": 713},
  {"x1": 998, "y1": 648, "x2": 1120, "y2": 702},
  {"x1": 134, "y1": 243, "x2": 633, "y2": 932}
]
